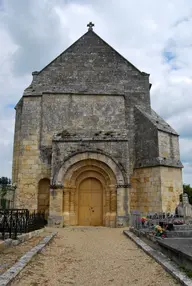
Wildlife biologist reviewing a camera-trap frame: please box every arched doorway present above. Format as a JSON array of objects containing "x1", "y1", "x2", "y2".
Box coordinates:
[
  {"x1": 61, "y1": 159, "x2": 118, "y2": 227},
  {"x1": 78, "y1": 177, "x2": 103, "y2": 226},
  {"x1": 49, "y1": 152, "x2": 128, "y2": 228},
  {"x1": 38, "y1": 178, "x2": 50, "y2": 218}
]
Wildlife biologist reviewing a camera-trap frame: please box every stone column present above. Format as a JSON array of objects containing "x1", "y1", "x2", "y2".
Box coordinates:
[
  {"x1": 105, "y1": 188, "x2": 111, "y2": 227},
  {"x1": 109, "y1": 185, "x2": 117, "y2": 228},
  {"x1": 69, "y1": 188, "x2": 76, "y2": 225},
  {"x1": 48, "y1": 188, "x2": 64, "y2": 227},
  {"x1": 116, "y1": 187, "x2": 129, "y2": 227},
  {"x1": 63, "y1": 188, "x2": 70, "y2": 226}
]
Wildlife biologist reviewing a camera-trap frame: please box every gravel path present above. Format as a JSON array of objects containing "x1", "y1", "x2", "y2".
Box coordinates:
[
  {"x1": 0, "y1": 231, "x2": 49, "y2": 275},
  {"x1": 11, "y1": 227, "x2": 178, "y2": 286}
]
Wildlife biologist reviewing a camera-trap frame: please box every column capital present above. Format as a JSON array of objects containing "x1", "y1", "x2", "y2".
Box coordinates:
[
  {"x1": 108, "y1": 184, "x2": 116, "y2": 188},
  {"x1": 108, "y1": 185, "x2": 116, "y2": 193}
]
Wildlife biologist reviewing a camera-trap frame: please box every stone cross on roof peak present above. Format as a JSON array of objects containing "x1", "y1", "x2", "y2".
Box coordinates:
[{"x1": 87, "y1": 22, "x2": 94, "y2": 31}]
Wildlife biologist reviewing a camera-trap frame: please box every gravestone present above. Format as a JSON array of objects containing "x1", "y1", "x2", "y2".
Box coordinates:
[
  {"x1": 175, "y1": 202, "x2": 184, "y2": 217},
  {"x1": 175, "y1": 193, "x2": 192, "y2": 219},
  {"x1": 183, "y1": 193, "x2": 192, "y2": 218}
]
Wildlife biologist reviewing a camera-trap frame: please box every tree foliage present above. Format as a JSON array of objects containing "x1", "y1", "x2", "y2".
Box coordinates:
[
  {"x1": 0, "y1": 177, "x2": 11, "y2": 198},
  {"x1": 0, "y1": 177, "x2": 11, "y2": 185},
  {"x1": 183, "y1": 184, "x2": 192, "y2": 205}
]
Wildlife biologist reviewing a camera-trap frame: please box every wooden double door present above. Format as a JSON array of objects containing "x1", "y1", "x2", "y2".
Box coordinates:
[{"x1": 78, "y1": 177, "x2": 103, "y2": 226}]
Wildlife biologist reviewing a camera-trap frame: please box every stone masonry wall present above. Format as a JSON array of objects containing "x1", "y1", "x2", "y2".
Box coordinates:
[
  {"x1": 134, "y1": 107, "x2": 159, "y2": 167},
  {"x1": 14, "y1": 97, "x2": 51, "y2": 210},
  {"x1": 13, "y1": 93, "x2": 130, "y2": 210},
  {"x1": 158, "y1": 131, "x2": 181, "y2": 167},
  {"x1": 51, "y1": 140, "x2": 129, "y2": 184},
  {"x1": 23, "y1": 30, "x2": 151, "y2": 176},
  {"x1": 130, "y1": 167, "x2": 162, "y2": 213},
  {"x1": 41, "y1": 94, "x2": 126, "y2": 146},
  {"x1": 160, "y1": 167, "x2": 183, "y2": 212},
  {"x1": 12, "y1": 99, "x2": 23, "y2": 184},
  {"x1": 130, "y1": 166, "x2": 183, "y2": 213},
  {"x1": 134, "y1": 106, "x2": 182, "y2": 169}
]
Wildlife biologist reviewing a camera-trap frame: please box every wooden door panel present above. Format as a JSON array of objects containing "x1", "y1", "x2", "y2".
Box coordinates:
[
  {"x1": 79, "y1": 182, "x2": 91, "y2": 226},
  {"x1": 90, "y1": 206, "x2": 102, "y2": 225},
  {"x1": 91, "y1": 191, "x2": 102, "y2": 206},
  {"x1": 79, "y1": 190, "x2": 90, "y2": 205},
  {"x1": 78, "y1": 177, "x2": 103, "y2": 226},
  {"x1": 90, "y1": 190, "x2": 102, "y2": 226},
  {"x1": 90, "y1": 178, "x2": 102, "y2": 226},
  {"x1": 78, "y1": 206, "x2": 90, "y2": 226}
]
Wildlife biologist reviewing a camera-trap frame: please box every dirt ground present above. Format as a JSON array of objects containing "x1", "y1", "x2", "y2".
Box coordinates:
[{"x1": 11, "y1": 227, "x2": 179, "y2": 286}]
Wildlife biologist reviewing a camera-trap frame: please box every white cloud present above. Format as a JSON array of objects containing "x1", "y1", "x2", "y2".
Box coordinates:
[{"x1": 0, "y1": 0, "x2": 192, "y2": 186}]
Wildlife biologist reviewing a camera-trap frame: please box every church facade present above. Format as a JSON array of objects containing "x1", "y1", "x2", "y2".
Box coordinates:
[{"x1": 12, "y1": 23, "x2": 183, "y2": 227}]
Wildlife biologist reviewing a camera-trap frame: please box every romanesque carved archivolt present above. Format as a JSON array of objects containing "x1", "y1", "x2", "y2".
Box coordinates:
[
  {"x1": 52, "y1": 153, "x2": 127, "y2": 226},
  {"x1": 56, "y1": 152, "x2": 125, "y2": 186}
]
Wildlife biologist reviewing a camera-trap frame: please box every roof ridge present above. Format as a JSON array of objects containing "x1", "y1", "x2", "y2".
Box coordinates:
[{"x1": 36, "y1": 30, "x2": 148, "y2": 76}]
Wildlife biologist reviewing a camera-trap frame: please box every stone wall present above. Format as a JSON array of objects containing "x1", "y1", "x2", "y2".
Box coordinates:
[
  {"x1": 14, "y1": 96, "x2": 51, "y2": 210},
  {"x1": 41, "y1": 93, "x2": 126, "y2": 146},
  {"x1": 130, "y1": 167, "x2": 162, "y2": 212},
  {"x1": 130, "y1": 166, "x2": 183, "y2": 213},
  {"x1": 13, "y1": 92, "x2": 130, "y2": 211},
  {"x1": 160, "y1": 167, "x2": 183, "y2": 212},
  {"x1": 22, "y1": 30, "x2": 152, "y2": 176},
  {"x1": 134, "y1": 106, "x2": 182, "y2": 169},
  {"x1": 51, "y1": 140, "x2": 129, "y2": 184},
  {"x1": 134, "y1": 107, "x2": 158, "y2": 165},
  {"x1": 158, "y1": 131, "x2": 181, "y2": 164},
  {"x1": 13, "y1": 93, "x2": 183, "y2": 213},
  {"x1": 12, "y1": 99, "x2": 23, "y2": 184}
]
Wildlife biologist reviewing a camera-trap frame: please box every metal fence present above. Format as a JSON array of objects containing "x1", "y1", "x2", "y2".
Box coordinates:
[
  {"x1": 130, "y1": 211, "x2": 185, "y2": 230},
  {"x1": 0, "y1": 209, "x2": 47, "y2": 240}
]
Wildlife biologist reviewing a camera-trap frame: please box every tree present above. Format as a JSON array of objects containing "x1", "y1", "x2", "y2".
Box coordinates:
[
  {"x1": 0, "y1": 177, "x2": 11, "y2": 198},
  {"x1": 183, "y1": 184, "x2": 192, "y2": 205},
  {"x1": 0, "y1": 177, "x2": 11, "y2": 185}
]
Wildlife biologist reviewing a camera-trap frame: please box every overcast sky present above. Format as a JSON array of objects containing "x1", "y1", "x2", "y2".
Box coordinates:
[{"x1": 0, "y1": 0, "x2": 192, "y2": 184}]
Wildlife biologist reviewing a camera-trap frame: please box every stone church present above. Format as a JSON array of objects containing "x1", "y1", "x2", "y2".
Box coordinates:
[{"x1": 12, "y1": 22, "x2": 183, "y2": 227}]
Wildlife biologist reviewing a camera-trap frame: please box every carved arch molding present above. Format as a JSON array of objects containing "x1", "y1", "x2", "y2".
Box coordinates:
[{"x1": 53, "y1": 153, "x2": 126, "y2": 227}]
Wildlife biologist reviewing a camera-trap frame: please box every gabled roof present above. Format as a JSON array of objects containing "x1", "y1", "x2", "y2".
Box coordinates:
[
  {"x1": 24, "y1": 26, "x2": 149, "y2": 96},
  {"x1": 37, "y1": 30, "x2": 145, "y2": 76}
]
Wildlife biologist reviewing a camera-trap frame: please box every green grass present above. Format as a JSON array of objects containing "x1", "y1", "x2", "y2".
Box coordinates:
[{"x1": 179, "y1": 265, "x2": 192, "y2": 278}]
